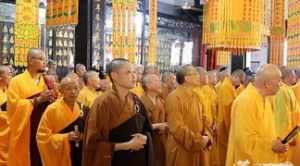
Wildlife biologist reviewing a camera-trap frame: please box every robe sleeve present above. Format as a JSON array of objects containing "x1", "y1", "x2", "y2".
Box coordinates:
[
  {"x1": 231, "y1": 99, "x2": 276, "y2": 163},
  {"x1": 166, "y1": 95, "x2": 205, "y2": 152},
  {"x1": 219, "y1": 85, "x2": 235, "y2": 130},
  {"x1": 36, "y1": 110, "x2": 71, "y2": 166}
]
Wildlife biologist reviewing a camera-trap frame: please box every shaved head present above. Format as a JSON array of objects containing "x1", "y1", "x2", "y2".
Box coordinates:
[
  {"x1": 27, "y1": 48, "x2": 44, "y2": 62},
  {"x1": 0, "y1": 65, "x2": 11, "y2": 87},
  {"x1": 196, "y1": 67, "x2": 207, "y2": 85},
  {"x1": 176, "y1": 65, "x2": 197, "y2": 85},
  {"x1": 279, "y1": 67, "x2": 296, "y2": 85},
  {"x1": 142, "y1": 74, "x2": 161, "y2": 93},
  {"x1": 60, "y1": 76, "x2": 79, "y2": 89},
  {"x1": 83, "y1": 71, "x2": 99, "y2": 85},
  {"x1": 207, "y1": 70, "x2": 217, "y2": 85},
  {"x1": 144, "y1": 65, "x2": 160, "y2": 76}
]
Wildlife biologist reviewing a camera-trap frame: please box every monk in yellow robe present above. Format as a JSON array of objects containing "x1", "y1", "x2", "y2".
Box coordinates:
[
  {"x1": 130, "y1": 64, "x2": 144, "y2": 97},
  {"x1": 165, "y1": 65, "x2": 212, "y2": 166},
  {"x1": 292, "y1": 79, "x2": 300, "y2": 166},
  {"x1": 83, "y1": 58, "x2": 153, "y2": 166},
  {"x1": 161, "y1": 72, "x2": 177, "y2": 100},
  {"x1": 7, "y1": 49, "x2": 56, "y2": 166},
  {"x1": 226, "y1": 64, "x2": 289, "y2": 166},
  {"x1": 272, "y1": 68, "x2": 300, "y2": 164},
  {"x1": 215, "y1": 67, "x2": 229, "y2": 92},
  {"x1": 0, "y1": 65, "x2": 11, "y2": 166},
  {"x1": 77, "y1": 71, "x2": 102, "y2": 108},
  {"x1": 75, "y1": 64, "x2": 87, "y2": 89},
  {"x1": 37, "y1": 76, "x2": 84, "y2": 166},
  {"x1": 141, "y1": 74, "x2": 168, "y2": 166},
  {"x1": 217, "y1": 69, "x2": 245, "y2": 166}
]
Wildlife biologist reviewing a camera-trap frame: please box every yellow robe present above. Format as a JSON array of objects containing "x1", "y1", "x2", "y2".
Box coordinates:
[
  {"x1": 165, "y1": 85, "x2": 210, "y2": 166},
  {"x1": 77, "y1": 86, "x2": 102, "y2": 108},
  {"x1": 130, "y1": 83, "x2": 144, "y2": 97},
  {"x1": 236, "y1": 84, "x2": 245, "y2": 96},
  {"x1": 216, "y1": 77, "x2": 237, "y2": 166},
  {"x1": 36, "y1": 99, "x2": 81, "y2": 166},
  {"x1": 291, "y1": 83, "x2": 300, "y2": 166},
  {"x1": 0, "y1": 88, "x2": 8, "y2": 166},
  {"x1": 226, "y1": 84, "x2": 279, "y2": 165},
  {"x1": 7, "y1": 70, "x2": 46, "y2": 166}
]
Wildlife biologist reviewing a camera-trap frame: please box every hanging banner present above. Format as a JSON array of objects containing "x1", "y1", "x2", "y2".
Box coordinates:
[
  {"x1": 14, "y1": 0, "x2": 39, "y2": 67},
  {"x1": 148, "y1": 0, "x2": 157, "y2": 64},
  {"x1": 46, "y1": 0, "x2": 79, "y2": 27}
]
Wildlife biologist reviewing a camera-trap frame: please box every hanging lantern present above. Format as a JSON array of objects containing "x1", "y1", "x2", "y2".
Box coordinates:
[{"x1": 203, "y1": 0, "x2": 265, "y2": 52}]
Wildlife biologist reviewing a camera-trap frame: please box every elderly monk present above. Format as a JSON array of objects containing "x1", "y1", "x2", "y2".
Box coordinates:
[
  {"x1": 272, "y1": 68, "x2": 300, "y2": 164},
  {"x1": 7, "y1": 48, "x2": 56, "y2": 166},
  {"x1": 0, "y1": 65, "x2": 11, "y2": 166},
  {"x1": 226, "y1": 64, "x2": 288, "y2": 165},
  {"x1": 141, "y1": 74, "x2": 168, "y2": 166},
  {"x1": 77, "y1": 71, "x2": 102, "y2": 109},
  {"x1": 165, "y1": 65, "x2": 212, "y2": 166},
  {"x1": 75, "y1": 64, "x2": 87, "y2": 89},
  {"x1": 130, "y1": 64, "x2": 144, "y2": 97},
  {"x1": 217, "y1": 69, "x2": 246, "y2": 166},
  {"x1": 144, "y1": 65, "x2": 160, "y2": 76},
  {"x1": 161, "y1": 72, "x2": 177, "y2": 100},
  {"x1": 37, "y1": 76, "x2": 83, "y2": 166},
  {"x1": 83, "y1": 58, "x2": 153, "y2": 166}
]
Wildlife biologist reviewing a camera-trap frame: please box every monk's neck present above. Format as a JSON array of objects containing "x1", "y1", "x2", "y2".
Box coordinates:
[
  {"x1": 146, "y1": 91, "x2": 158, "y2": 102},
  {"x1": 28, "y1": 68, "x2": 40, "y2": 79},
  {"x1": 64, "y1": 99, "x2": 75, "y2": 110},
  {"x1": 115, "y1": 85, "x2": 129, "y2": 101},
  {"x1": 183, "y1": 83, "x2": 195, "y2": 89}
]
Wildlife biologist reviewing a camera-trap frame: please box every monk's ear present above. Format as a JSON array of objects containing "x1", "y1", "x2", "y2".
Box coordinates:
[{"x1": 110, "y1": 71, "x2": 118, "y2": 82}]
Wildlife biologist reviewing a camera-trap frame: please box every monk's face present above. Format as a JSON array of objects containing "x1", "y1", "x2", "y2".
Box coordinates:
[
  {"x1": 0, "y1": 67, "x2": 11, "y2": 87},
  {"x1": 147, "y1": 75, "x2": 162, "y2": 93},
  {"x1": 185, "y1": 67, "x2": 200, "y2": 86},
  {"x1": 112, "y1": 63, "x2": 136, "y2": 89},
  {"x1": 77, "y1": 66, "x2": 87, "y2": 77},
  {"x1": 61, "y1": 82, "x2": 80, "y2": 103},
  {"x1": 29, "y1": 52, "x2": 46, "y2": 72},
  {"x1": 208, "y1": 72, "x2": 218, "y2": 85},
  {"x1": 265, "y1": 77, "x2": 281, "y2": 96},
  {"x1": 136, "y1": 67, "x2": 144, "y2": 82},
  {"x1": 88, "y1": 74, "x2": 101, "y2": 90},
  {"x1": 165, "y1": 74, "x2": 177, "y2": 89},
  {"x1": 287, "y1": 71, "x2": 297, "y2": 85}
]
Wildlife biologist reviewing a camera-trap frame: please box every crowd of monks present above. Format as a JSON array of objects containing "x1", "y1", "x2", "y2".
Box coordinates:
[{"x1": 1, "y1": 48, "x2": 300, "y2": 166}]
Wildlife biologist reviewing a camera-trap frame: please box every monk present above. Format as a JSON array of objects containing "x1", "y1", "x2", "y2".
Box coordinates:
[
  {"x1": 7, "y1": 48, "x2": 56, "y2": 166},
  {"x1": 130, "y1": 64, "x2": 144, "y2": 97},
  {"x1": 292, "y1": 71, "x2": 300, "y2": 166},
  {"x1": 165, "y1": 65, "x2": 212, "y2": 166},
  {"x1": 272, "y1": 68, "x2": 300, "y2": 163},
  {"x1": 226, "y1": 64, "x2": 288, "y2": 165},
  {"x1": 0, "y1": 65, "x2": 11, "y2": 166},
  {"x1": 83, "y1": 58, "x2": 153, "y2": 166},
  {"x1": 37, "y1": 76, "x2": 84, "y2": 166},
  {"x1": 144, "y1": 65, "x2": 160, "y2": 76},
  {"x1": 75, "y1": 64, "x2": 87, "y2": 89},
  {"x1": 216, "y1": 69, "x2": 245, "y2": 166},
  {"x1": 161, "y1": 72, "x2": 177, "y2": 100},
  {"x1": 77, "y1": 71, "x2": 102, "y2": 109},
  {"x1": 141, "y1": 74, "x2": 168, "y2": 166},
  {"x1": 215, "y1": 66, "x2": 229, "y2": 92}
]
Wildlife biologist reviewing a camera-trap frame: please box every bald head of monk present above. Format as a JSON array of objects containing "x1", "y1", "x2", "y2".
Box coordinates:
[
  {"x1": 253, "y1": 64, "x2": 281, "y2": 96},
  {"x1": 230, "y1": 69, "x2": 246, "y2": 87},
  {"x1": 108, "y1": 58, "x2": 136, "y2": 90},
  {"x1": 134, "y1": 64, "x2": 144, "y2": 82},
  {"x1": 83, "y1": 71, "x2": 101, "y2": 90},
  {"x1": 144, "y1": 65, "x2": 160, "y2": 77},
  {"x1": 59, "y1": 76, "x2": 80, "y2": 105},
  {"x1": 162, "y1": 72, "x2": 177, "y2": 90},
  {"x1": 27, "y1": 48, "x2": 46, "y2": 73},
  {"x1": 217, "y1": 67, "x2": 229, "y2": 82},
  {"x1": 176, "y1": 65, "x2": 199, "y2": 86},
  {"x1": 0, "y1": 65, "x2": 11, "y2": 88},
  {"x1": 196, "y1": 67, "x2": 208, "y2": 85},
  {"x1": 280, "y1": 67, "x2": 297, "y2": 86},
  {"x1": 75, "y1": 64, "x2": 87, "y2": 77},
  {"x1": 142, "y1": 74, "x2": 161, "y2": 93},
  {"x1": 207, "y1": 70, "x2": 218, "y2": 86}
]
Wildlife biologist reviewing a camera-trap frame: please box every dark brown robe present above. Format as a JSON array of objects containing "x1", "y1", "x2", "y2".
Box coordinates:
[{"x1": 83, "y1": 90, "x2": 153, "y2": 166}]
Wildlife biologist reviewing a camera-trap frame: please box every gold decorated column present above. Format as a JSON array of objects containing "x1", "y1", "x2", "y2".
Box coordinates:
[{"x1": 148, "y1": 0, "x2": 157, "y2": 64}]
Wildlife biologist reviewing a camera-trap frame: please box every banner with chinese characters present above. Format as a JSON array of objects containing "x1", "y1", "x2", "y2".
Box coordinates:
[
  {"x1": 92, "y1": 0, "x2": 105, "y2": 70},
  {"x1": 14, "y1": 0, "x2": 39, "y2": 67},
  {"x1": 112, "y1": 0, "x2": 137, "y2": 62},
  {"x1": 46, "y1": 0, "x2": 79, "y2": 27},
  {"x1": 269, "y1": 0, "x2": 285, "y2": 66},
  {"x1": 203, "y1": 0, "x2": 265, "y2": 52},
  {"x1": 287, "y1": 0, "x2": 300, "y2": 68},
  {"x1": 148, "y1": 0, "x2": 157, "y2": 64}
]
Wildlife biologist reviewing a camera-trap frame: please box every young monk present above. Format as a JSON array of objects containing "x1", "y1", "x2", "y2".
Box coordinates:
[
  {"x1": 165, "y1": 65, "x2": 212, "y2": 166},
  {"x1": 77, "y1": 71, "x2": 102, "y2": 109},
  {"x1": 37, "y1": 76, "x2": 83, "y2": 166},
  {"x1": 7, "y1": 48, "x2": 56, "y2": 166},
  {"x1": 83, "y1": 58, "x2": 153, "y2": 166},
  {"x1": 141, "y1": 74, "x2": 168, "y2": 166}
]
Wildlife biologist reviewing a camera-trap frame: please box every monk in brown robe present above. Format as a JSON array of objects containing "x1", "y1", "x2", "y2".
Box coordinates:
[
  {"x1": 7, "y1": 48, "x2": 57, "y2": 166},
  {"x1": 83, "y1": 58, "x2": 153, "y2": 166},
  {"x1": 141, "y1": 74, "x2": 168, "y2": 166},
  {"x1": 161, "y1": 72, "x2": 177, "y2": 100},
  {"x1": 165, "y1": 65, "x2": 212, "y2": 166}
]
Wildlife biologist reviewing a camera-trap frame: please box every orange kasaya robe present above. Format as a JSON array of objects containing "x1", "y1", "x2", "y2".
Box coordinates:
[
  {"x1": 165, "y1": 85, "x2": 211, "y2": 166},
  {"x1": 36, "y1": 99, "x2": 82, "y2": 166},
  {"x1": 130, "y1": 83, "x2": 144, "y2": 97},
  {"x1": 141, "y1": 94, "x2": 167, "y2": 166},
  {"x1": 216, "y1": 77, "x2": 237, "y2": 166},
  {"x1": 0, "y1": 88, "x2": 8, "y2": 166},
  {"x1": 7, "y1": 70, "x2": 47, "y2": 166}
]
